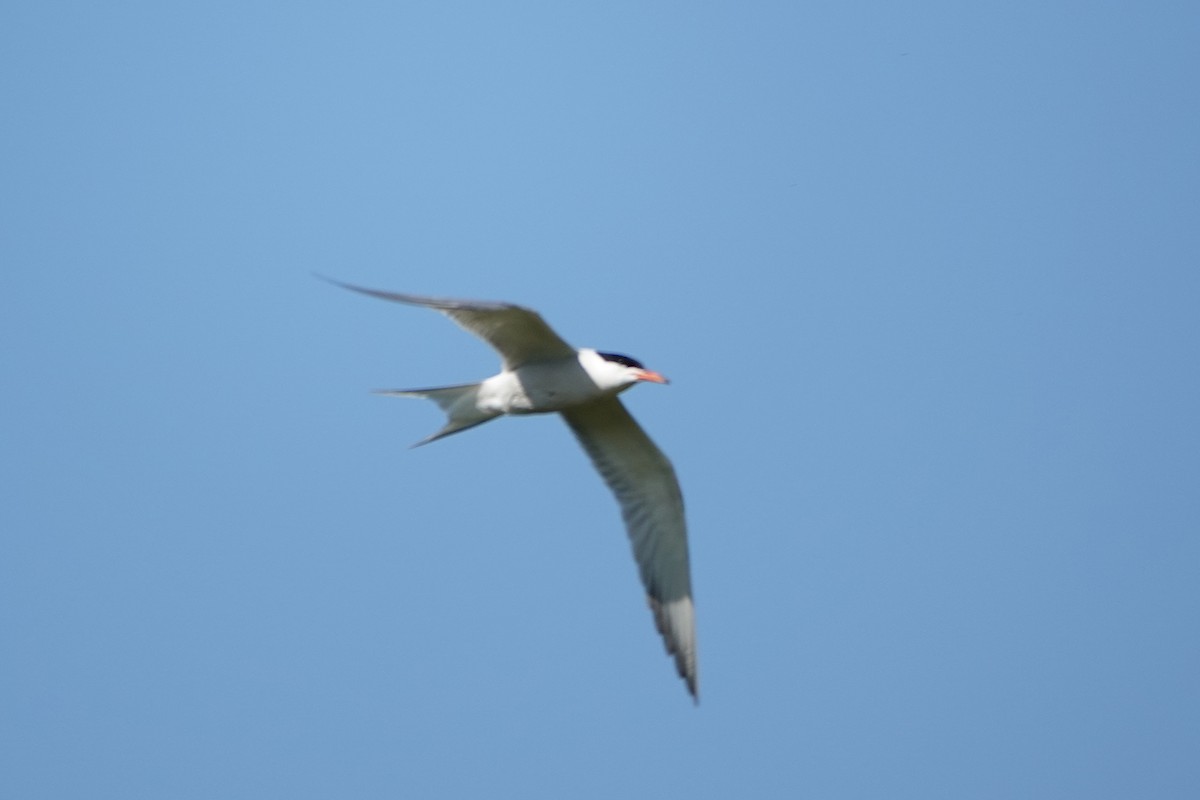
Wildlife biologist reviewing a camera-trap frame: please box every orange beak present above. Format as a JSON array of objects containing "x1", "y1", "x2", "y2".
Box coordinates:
[{"x1": 634, "y1": 369, "x2": 669, "y2": 384}]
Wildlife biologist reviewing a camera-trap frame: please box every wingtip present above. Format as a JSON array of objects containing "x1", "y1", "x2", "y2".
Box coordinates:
[
  {"x1": 685, "y1": 671, "x2": 699, "y2": 705},
  {"x1": 311, "y1": 271, "x2": 343, "y2": 287},
  {"x1": 648, "y1": 594, "x2": 699, "y2": 704},
  {"x1": 685, "y1": 665, "x2": 700, "y2": 706},
  {"x1": 314, "y1": 273, "x2": 370, "y2": 295}
]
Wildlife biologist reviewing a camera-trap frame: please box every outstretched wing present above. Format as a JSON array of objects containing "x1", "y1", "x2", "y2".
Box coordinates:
[
  {"x1": 561, "y1": 396, "x2": 698, "y2": 700},
  {"x1": 323, "y1": 277, "x2": 576, "y2": 369}
]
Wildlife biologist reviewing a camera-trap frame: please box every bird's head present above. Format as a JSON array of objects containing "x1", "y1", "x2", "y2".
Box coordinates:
[{"x1": 588, "y1": 350, "x2": 669, "y2": 390}]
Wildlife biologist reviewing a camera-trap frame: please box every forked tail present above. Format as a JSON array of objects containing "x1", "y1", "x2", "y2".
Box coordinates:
[{"x1": 373, "y1": 382, "x2": 499, "y2": 446}]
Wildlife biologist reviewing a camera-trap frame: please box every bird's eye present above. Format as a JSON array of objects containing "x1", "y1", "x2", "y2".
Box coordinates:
[{"x1": 597, "y1": 352, "x2": 645, "y2": 370}]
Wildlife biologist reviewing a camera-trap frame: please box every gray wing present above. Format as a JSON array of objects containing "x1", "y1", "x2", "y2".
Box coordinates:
[
  {"x1": 323, "y1": 277, "x2": 576, "y2": 369},
  {"x1": 561, "y1": 396, "x2": 698, "y2": 701}
]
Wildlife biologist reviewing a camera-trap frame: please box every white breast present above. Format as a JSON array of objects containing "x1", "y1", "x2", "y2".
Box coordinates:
[{"x1": 477, "y1": 352, "x2": 626, "y2": 415}]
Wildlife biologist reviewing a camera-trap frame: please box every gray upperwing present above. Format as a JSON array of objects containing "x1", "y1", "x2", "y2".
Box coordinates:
[
  {"x1": 561, "y1": 396, "x2": 698, "y2": 700},
  {"x1": 321, "y1": 277, "x2": 577, "y2": 368}
]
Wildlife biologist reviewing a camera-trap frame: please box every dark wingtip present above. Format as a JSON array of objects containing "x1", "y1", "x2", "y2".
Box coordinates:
[
  {"x1": 313, "y1": 273, "x2": 371, "y2": 296},
  {"x1": 312, "y1": 271, "x2": 342, "y2": 287}
]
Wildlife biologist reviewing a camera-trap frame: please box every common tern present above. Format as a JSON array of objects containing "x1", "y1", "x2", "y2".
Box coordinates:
[{"x1": 328, "y1": 278, "x2": 698, "y2": 701}]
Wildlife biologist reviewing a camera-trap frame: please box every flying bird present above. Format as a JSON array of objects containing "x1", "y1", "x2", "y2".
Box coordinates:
[{"x1": 327, "y1": 278, "x2": 698, "y2": 701}]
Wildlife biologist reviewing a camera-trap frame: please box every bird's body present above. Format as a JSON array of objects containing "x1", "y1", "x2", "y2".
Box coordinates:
[{"x1": 327, "y1": 278, "x2": 698, "y2": 701}]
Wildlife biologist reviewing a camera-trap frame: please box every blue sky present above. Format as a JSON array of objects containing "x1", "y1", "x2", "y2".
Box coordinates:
[{"x1": 3, "y1": 2, "x2": 1199, "y2": 797}]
